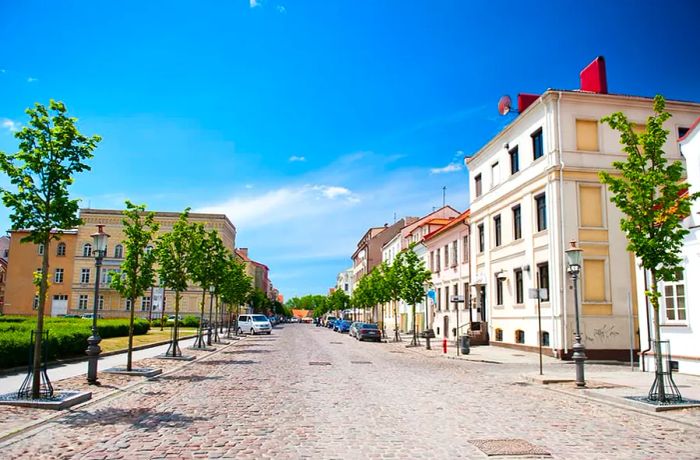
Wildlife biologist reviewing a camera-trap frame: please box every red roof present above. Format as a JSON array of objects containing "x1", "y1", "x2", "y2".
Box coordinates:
[
  {"x1": 424, "y1": 209, "x2": 470, "y2": 242},
  {"x1": 679, "y1": 116, "x2": 700, "y2": 143}
]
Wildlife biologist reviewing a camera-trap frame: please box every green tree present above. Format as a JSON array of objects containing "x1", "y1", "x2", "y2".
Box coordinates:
[
  {"x1": 220, "y1": 257, "x2": 252, "y2": 333},
  {"x1": 110, "y1": 201, "x2": 159, "y2": 371},
  {"x1": 0, "y1": 100, "x2": 100, "y2": 398},
  {"x1": 397, "y1": 244, "x2": 432, "y2": 346},
  {"x1": 156, "y1": 209, "x2": 194, "y2": 357},
  {"x1": 384, "y1": 259, "x2": 404, "y2": 341},
  {"x1": 600, "y1": 95, "x2": 699, "y2": 402},
  {"x1": 248, "y1": 288, "x2": 270, "y2": 314}
]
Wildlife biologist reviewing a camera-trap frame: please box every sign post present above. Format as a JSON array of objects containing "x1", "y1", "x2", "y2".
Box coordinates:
[
  {"x1": 529, "y1": 285, "x2": 548, "y2": 375},
  {"x1": 451, "y1": 295, "x2": 465, "y2": 356}
]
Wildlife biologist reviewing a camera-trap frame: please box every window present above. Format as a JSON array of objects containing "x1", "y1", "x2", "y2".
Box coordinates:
[
  {"x1": 512, "y1": 205, "x2": 522, "y2": 240},
  {"x1": 509, "y1": 146, "x2": 519, "y2": 174},
  {"x1": 515, "y1": 269, "x2": 524, "y2": 304},
  {"x1": 537, "y1": 263, "x2": 549, "y2": 301},
  {"x1": 662, "y1": 269, "x2": 686, "y2": 322},
  {"x1": 437, "y1": 288, "x2": 441, "y2": 311},
  {"x1": 583, "y1": 259, "x2": 607, "y2": 302},
  {"x1": 474, "y1": 174, "x2": 482, "y2": 198},
  {"x1": 541, "y1": 331, "x2": 550, "y2": 347},
  {"x1": 98, "y1": 295, "x2": 104, "y2": 310},
  {"x1": 344, "y1": 283, "x2": 349, "y2": 292},
  {"x1": 491, "y1": 162, "x2": 500, "y2": 187},
  {"x1": 114, "y1": 244, "x2": 123, "y2": 258},
  {"x1": 83, "y1": 243, "x2": 92, "y2": 257},
  {"x1": 576, "y1": 119, "x2": 599, "y2": 151},
  {"x1": 54, "y1": 268, "x2": 64, "y2": 283},
  {"x1": 495, "y1": 276, "x2": 504, "y2": 306},
  {"x1": 78, "y1": 295, "x2": 88, "y2": 310},
  {"x1": 141, "y1": 296, "x2": 151, "y2": 311},
  {"x1": 430, "y1": 251, "x2": 434, "y2": 272},
  {"x1": 33, "y1": 295, "x2": 39, "y2": 310},
  {"x1": 678, "y1": 127, "x2": 690, "y2": 139},
  {"x1": 451, "y1": 241, "x2": 458, "y2": 267},
  {"x1": 478, "y1": 224, "x2": 484, "y2": 253},
  {"x1": 445, "y1": 286, "x2": 450, "y2": 310},
  {"x1": 436, "y1": 250, "x2": 441, "y2": 272},
  {"x1": 515, "y1": 330, "x2": 525, "y2": 344},
  {"x1": 38, "y1": 243, "x2": 44, "y2": 255},
  {"x1": 495, "y1": 328, "x2": 503, "y2": 341},
  {"x1": 56, "y1": 242, "x2": 66, "y2": 256},
  {"x1": 493, "y1": 215, "x2": 502, "y2": 247},
  {"x1": 444, "y1": 245, "x2": 449, "y2": 268},
  {"x1": 462, "y1": 236, "x2": 469, "y2": 263},
  {"x1": 80, "y1": 268, "x2": 90, "y2": 284},
  {"x1": 535, "y1": 193, "x2": 547, "y2": 231},
  {"x1": 125, "y1": 298, "x2": 132, "y2": 311},
  {"x1": 579, "y1": 186, "x2": 603, "y2": 227},
  {"x1": 531, "y1": 128, "x2": 543, "y2": 160}
]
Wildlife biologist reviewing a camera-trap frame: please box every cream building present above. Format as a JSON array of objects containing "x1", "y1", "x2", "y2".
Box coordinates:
[{"x1": 466, "y1": 67, "x2": 700, "y2": 359}]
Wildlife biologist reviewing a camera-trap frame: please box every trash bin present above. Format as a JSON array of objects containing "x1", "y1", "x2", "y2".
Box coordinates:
[{"x1": 460, "y1": 335, "x2": 470, "y2": 355}]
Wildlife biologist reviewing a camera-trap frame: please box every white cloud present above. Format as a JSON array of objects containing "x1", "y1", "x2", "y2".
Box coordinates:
[
  {"x1": 249, "y1": 0, "x2": 261, "y2": 7},
  {"x1": 276, "y1": 5, "x2": 286, "y2": 13},
  {"x1": 288, "y1": 155, "x2": 306, "y2": 162},
  {"x1": 27, "y1": 77, "x2": 38, "y2": 83},
  {"x1": 1, "y1": 118, "x2": 20, "y2": 132},
  {"x1": 244, "y1": 184, "x2": 254, "y2": 189},
  {"x1": 312, "y1": 185, "x2": 351, "y2": 199},
  {"x1": 430, "y1": 162, "x2": 463, "y2": 174}
]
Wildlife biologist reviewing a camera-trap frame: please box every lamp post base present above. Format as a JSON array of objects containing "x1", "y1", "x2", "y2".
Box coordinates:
[
  {"x1": 572, "y1": 336, "x2": 586, "y2": 388},
  {"x1": 86, "y1": 333, "x2": 102, "y2": 385}
]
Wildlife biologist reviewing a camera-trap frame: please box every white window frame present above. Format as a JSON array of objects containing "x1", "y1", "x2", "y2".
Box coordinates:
[
  {"x1": 54, "y1": 268, "x2": 64, "y2": 283},
  {"x1": 661, "y1": 268, "x2": 687, "y2": 324},
  {"x1": 78, "y1": 294, "x2": 88, "y2": 310},
  {"x1": 80, "y1": 268, "x2": 90, "y2": 284}
]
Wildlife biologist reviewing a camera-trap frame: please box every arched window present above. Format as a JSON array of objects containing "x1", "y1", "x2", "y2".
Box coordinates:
[
  {"x1": 114, "y1": 244, "x2": 123, "y2": 258},
  {"x1": 56, "y1": 242, "x2": 66, "y2": 256},
  {"x1": 540, "y1": 331, "x2": 550, "y2": 347},
  {"x1": 515, "y1": 329, "x2": 525, "y2": 344},
  {"x1": 82, "y1": 243, "x2": 92, "y2": 257},
  {"x1": 495, "y1": 328, "x2": 503, "y2": 341}
]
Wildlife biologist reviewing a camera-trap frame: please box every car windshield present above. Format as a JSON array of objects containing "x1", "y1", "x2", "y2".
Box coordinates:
[
  {"x1": 252, "y1": 315, "x2": 269, "y2": 322},
  {"x1": 362, "y1": 324, "x2": 378, "y2": 329}
]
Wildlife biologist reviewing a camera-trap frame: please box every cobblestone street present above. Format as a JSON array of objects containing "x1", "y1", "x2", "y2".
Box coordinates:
[{"x1": 1, "y1": 324, "x2": 699, "y2": 459}]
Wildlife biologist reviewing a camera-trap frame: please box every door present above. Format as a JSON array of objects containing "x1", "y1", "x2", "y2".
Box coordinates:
[
  {"x1": 479, "y1": 286, "x2": 486, "y2": 322},
  {"x1": 52, "y1": 295, "x2": 68, "y2": 316},
  {"x1": 443, "y1": 315, "x2": 449, "y2": 339}
]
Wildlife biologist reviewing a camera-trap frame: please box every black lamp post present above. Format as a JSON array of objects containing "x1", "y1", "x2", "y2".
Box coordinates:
[
  {"x1": 565, "y1": 239, "x2": 586, "y2": 388},
  {"x1": 86, "y1": 224, "x2": 109, "y2": 385}
]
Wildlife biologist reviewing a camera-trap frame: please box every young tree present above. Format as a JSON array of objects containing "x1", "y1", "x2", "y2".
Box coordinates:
[
  {"x1": 384, "y1": 258, "x2": 404, "y2": 342},
  {"x1": 156, "y1": 209, "x2": 194, "y2": 357},
  {"x1": 397, "y1": 244, "x2": 432, "y2": 346},
  {"x1": 0, "y1": 100, "x2": 100, "y2": 398},
  {"x1": 600, "y1": 95, "x2": 699, "y2": 402},
  {"x1": 110, "y1": 202, "x2": 159, "y2": 371},
  {"x1": 220, "y1": 256, "x2": 251, "y2": 335},
  {"x1": 248, "y1": 288, "x2": 270, "y2": 314}
]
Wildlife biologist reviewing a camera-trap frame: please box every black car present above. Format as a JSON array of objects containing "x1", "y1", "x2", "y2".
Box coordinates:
[{"x1": 356, "y1": 323, "x2": 381, "y2": 342}]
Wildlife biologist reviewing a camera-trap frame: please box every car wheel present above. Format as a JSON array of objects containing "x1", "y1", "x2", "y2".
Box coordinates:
[
  {"x1": 237, "y1": 327, "x2": 243, "y2": 335},
  {"x1": 358, "y1": 337, "x2": 363, "y2": 342}
]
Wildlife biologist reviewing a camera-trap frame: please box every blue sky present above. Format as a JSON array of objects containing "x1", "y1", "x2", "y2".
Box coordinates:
[{"x1": 1, "y1": 1, "x2": 699, "y2": 299}]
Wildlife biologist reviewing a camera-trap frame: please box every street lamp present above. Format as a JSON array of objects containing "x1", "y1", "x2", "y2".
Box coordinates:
[
  {"x1": 565, "y1": 239, "x2": 586, "y2": 388},
  {"x1": 86, "y1": 224, "x2": 109, "y2": 384}
]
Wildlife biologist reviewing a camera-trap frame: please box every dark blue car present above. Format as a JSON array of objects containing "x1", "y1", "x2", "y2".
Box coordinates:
[{"x1": 336, "y1": 319, "x2": 352, "y2": 333}]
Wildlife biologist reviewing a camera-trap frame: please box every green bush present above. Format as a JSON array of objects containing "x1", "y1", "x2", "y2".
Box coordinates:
[
  {"x1": 181, "y1": 315, "x2": 200, "y2": 328},
  {"x1": 0, "y1": 316, "x2": 151, "y2": 369}
]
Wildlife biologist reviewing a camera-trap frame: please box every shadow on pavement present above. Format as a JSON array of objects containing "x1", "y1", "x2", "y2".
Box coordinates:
[
  {"x1": 155, "y1": 374, "x2": 224, "y2": 382},
  {"x1": 60, "y1": 407, "x2": 206, "y2": 430},
  {"x1": 196, "y1": 359, "x2": 257, "y2": 366}
]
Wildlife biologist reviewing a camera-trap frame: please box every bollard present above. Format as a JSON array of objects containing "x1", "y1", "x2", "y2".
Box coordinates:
[{"x1": 442, "y1": 337, "x2": 447, "y2": 354}]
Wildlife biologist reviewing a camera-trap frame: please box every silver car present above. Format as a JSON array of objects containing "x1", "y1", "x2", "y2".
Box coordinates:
[{"x1": 237, "y1": 314, "x2": 272, "y2": 335}]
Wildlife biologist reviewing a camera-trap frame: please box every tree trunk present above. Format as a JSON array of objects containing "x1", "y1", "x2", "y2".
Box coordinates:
[
  {"x1": 31, "y1": 235, "x2": 51, "y2": 399},
  {"x1": 650, "y1": 270, "x2": 667, "y2": 401},
  {"x1": 171, "y1": 292, "x2": 180, "y2": 356},
  {"x1": 126, "y1": 296, "x2": 136, "y2": 371},
  {"x1": 411, "y1": 303, "x2": 417, "y2": 346}
]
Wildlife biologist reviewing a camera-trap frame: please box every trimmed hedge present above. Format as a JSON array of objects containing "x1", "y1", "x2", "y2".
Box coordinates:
[
  {"x1": 181, "y1": 315, "x2": 200, "y2": 328},
  {"x1": 0, "y1": 316, "x2": 150, "y2": 369}
]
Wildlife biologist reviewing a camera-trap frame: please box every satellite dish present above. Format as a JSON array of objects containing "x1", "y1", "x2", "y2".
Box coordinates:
[{"x1": 498, "y1": 95, "x2": 512, "y2": 116}]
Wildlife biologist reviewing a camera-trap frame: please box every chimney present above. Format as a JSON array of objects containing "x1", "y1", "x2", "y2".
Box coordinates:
[
  {"x1": 518, "y1": 93, "x2": 540, "y2": 113},
  {"x1": 580, "y1": 56, "x2": 608, "y2": 94},
  {"x1": 238, "y1": 248, "x2": 249, "y2": 258}
]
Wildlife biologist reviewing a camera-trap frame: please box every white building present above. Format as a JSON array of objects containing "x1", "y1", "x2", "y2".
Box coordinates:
[
  {"x1": 466, "y1": 57, "x2": 700, "y2": 359},
  {"x1": 336, "y1": 267, "x2": 354, "y2": 297},
  {"x1": 637, "y1": 117, "x2": 700, "y2": 375}
]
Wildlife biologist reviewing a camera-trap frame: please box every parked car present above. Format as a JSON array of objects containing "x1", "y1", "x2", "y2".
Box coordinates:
[
  {"x1": 349, "y1": 321, "x2": 363, "y2": 338},
  {"x1": 336, "y1": 320, "x2": 352, "y2": 333},
  {"x1": 326, "y1": 318, "x2": 337, "y2": 329},
  {"x1": 356, "y1": 323, "x2": 381, "y2": 342},
  {"x1": 237, "y1": 314, "x2": 272, "y2": 335},
  {"x1": 166, "y1": 314, "x2": 183, "y2": 324}
]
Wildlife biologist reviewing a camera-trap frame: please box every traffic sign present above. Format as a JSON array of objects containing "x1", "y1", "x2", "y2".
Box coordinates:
[{"x1": 450, "y1": 295, "x2": 465, "y2": 303}]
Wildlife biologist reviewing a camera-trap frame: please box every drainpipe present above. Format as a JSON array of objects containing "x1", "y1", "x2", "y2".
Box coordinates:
[
  {"x1": 556, "y1": 91, "x2": 568, "y2": 356},
  {"x1": 639, "y1": 268, "x2": 652, "y2": 371}
]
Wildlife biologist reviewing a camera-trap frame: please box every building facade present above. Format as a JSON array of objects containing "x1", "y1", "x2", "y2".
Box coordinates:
[{"x1": 466, "y1": 65, "x2": 700, "y2": 359}]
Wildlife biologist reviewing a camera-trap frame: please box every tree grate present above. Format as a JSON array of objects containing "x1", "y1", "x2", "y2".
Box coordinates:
[
  {"x1": 350, "y1": 361, "x2": 372, "y2": 364},
  {"x1": 329, "y1": 342, "x2": 343, "y2": 344},
  {"x1": 469, "y1": 439, "x2": 550, "y2": 457},
  {"x1": 309, "y1": 361, "x2": 332, "y2": 366}
]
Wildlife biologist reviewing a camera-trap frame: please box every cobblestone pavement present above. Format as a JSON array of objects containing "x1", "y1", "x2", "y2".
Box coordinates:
[{"x1": 1, "y1": 324, "x2": 699, "y2": 459}]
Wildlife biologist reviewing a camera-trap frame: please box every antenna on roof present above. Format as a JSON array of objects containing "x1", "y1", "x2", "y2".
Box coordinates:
[
  {"x1": 442, "y1": 186, "x2": 446, "y2": 208},
  {"x1": 498, "y1": 95, "x2": 515, "y2": 116},
  {"x1": 393, "y1": 212, "x2": 396, "y2": 223}
]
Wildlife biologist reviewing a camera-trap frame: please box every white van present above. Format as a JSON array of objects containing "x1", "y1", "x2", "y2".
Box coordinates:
[{"x1": 237, "y1": 314, "x2": 272, "y2": 335}]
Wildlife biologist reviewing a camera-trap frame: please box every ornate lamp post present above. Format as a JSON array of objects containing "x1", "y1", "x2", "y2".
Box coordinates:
[
  {"x1": 565, "y1": 239, "x2": 586, "y2": 388},
  {"x1": 86, "y1": 225, "x2": 109, "y2": 384}
]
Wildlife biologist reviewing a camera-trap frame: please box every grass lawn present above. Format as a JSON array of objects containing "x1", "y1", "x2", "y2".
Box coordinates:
[{"x1": 100, "y1": 327, "x2": 199, "y2": 353}]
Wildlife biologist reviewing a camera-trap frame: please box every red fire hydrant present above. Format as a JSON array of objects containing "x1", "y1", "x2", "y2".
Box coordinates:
[{"x1": 442, "y1": 337, "x2": 447, "y2": 354}]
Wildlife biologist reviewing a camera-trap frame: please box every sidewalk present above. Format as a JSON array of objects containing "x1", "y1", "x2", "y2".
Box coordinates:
[{"x1": 385, "y1": 333, "x2": 700, "y2": 425}]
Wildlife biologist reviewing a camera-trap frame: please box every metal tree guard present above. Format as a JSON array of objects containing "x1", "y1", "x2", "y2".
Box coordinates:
[
  {"x1": 18, "y1": 330, "x2": 53, "y2": 399},
  {"x1": 648, "y1": 340, "x2": 683, "y2": 403}
]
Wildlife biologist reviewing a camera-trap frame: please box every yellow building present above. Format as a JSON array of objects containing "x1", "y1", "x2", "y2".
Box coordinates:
[{"x1": 4, "y1": 208, "x2": 237, "y2": 318}]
